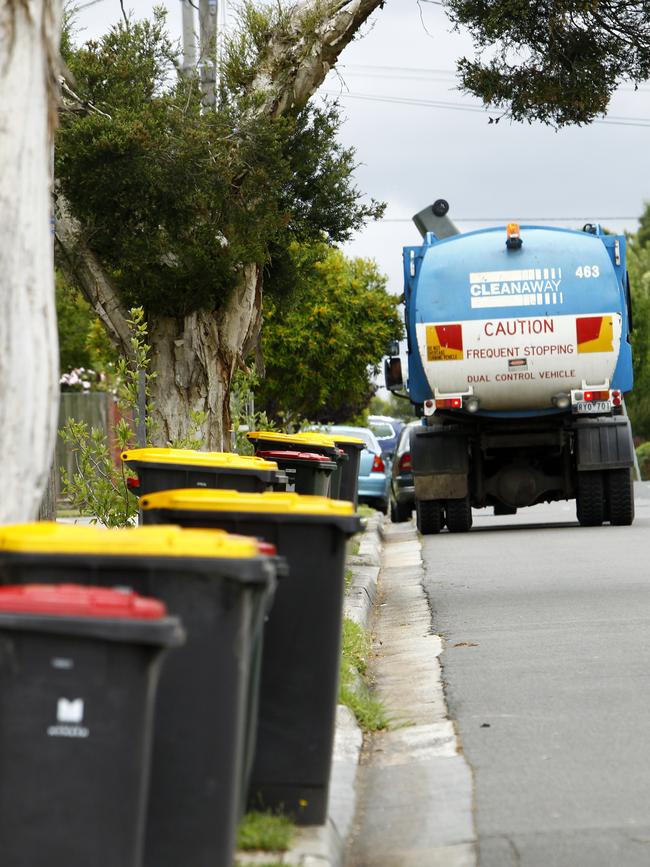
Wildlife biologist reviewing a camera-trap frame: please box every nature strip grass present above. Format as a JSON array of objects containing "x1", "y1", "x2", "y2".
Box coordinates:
[{"x1": 236, "y1": 811, "x2": 294, "y2": 852}]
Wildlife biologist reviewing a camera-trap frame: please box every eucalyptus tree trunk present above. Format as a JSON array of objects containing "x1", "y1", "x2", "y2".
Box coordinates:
[
  {"x1": 0, "y1": 0, "x2": 62, "y2": 523},
  {"x1": 149, "y1": 263, "x2": 263, "y2": 450}
]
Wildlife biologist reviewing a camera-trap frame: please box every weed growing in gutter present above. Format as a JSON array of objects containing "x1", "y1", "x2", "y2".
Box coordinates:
[
  {"x1": 236, "y1": 810, "x2": 294, "y2": 852},
  {"x1": 339, "y1": 618, "x2": 388, "y2": 732}
]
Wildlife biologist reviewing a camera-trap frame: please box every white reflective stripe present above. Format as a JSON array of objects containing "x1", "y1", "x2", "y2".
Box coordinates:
[
  {"x1": 471, "y1": 295, "x2": 546, "y2": 308},
  {"x1": 469, "y1": 268, "x2": 538, "y2": 283}
]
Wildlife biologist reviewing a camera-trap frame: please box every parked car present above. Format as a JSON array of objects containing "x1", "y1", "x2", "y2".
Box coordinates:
[
  {"x1": 367, "y1": 416, "x2": 404, "y2": 459},
  {"x1": 320, "y1": 425, "x2": 391, "y2": 514},
  {"x1": 390, "y1": 419, "x2": 423, "y2": 523}
]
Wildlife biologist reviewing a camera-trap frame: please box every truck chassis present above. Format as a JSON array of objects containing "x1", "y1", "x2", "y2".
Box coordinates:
[{"x1": 411, "y1": 412, "x2": 635, "y2": 533}]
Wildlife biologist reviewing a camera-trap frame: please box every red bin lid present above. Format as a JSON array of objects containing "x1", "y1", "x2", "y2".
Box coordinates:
[
  {"x1": 256, "y1": 450, "x2": 333, "y2": 463},
  {"x1": 0, "y1": 585, "x2": 167, "y2": 620},
  {"x1": 256, "y1": 541, "x2": 278, "y2": 557}
]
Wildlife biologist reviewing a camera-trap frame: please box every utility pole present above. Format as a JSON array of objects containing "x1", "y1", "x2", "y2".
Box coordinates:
[
  {"x1": 198, "y1": 0, "x2": 218, "y2": 109},
  {"x1": 181, "y1": 0, "x2": 197, "y2": 77},
  {"x1": 217, "y1": 0, "x2": 227, "y2": 76}
]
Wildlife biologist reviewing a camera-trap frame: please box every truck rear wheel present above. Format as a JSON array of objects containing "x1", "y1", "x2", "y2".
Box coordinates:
[
  {"x1": 416, "y1": 499, "x2": 442, "y2": 535},
  {"x1": 605, "y1": 469, "x2": 635, "y2": 526},
  {"x1": 576, "y1": 471, "x2": 605, "y2": 527},
  {"x1": 446, "y1": 495, "x2": 473, "y2": 533}
]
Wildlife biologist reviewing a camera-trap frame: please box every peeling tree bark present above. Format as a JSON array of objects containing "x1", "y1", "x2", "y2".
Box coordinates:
[
  {"x1": 149, "y1": 264, "x2": 263, "y2": 450},
  {"x1": 0, "y1": 0, "x2": 62, "y2": 523},
  {"x1": 253, "y1": 0, "x2": 385, "y2": 117},
  {"x1": 57, "y1": 0, "x2": 385, "y2": 451}
]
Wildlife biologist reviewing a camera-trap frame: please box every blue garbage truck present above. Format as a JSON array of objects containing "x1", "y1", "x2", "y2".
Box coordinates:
[{"x1": 385, "y1": 200, "x2": 636, "y2": 532}]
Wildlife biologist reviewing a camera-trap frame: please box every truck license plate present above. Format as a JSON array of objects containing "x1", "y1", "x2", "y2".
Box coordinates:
[{"x1": 574, "y1": 401, "x2": 611, "y2": 414}]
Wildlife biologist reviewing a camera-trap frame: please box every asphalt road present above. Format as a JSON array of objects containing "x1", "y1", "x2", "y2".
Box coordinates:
[{"x1": 421, "y1": 483, "x2": 650, "y2": 867}]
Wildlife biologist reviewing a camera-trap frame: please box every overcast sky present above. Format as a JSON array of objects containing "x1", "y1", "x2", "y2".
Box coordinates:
[{"x1": 74, "y1": 0, "x2": 650, "y2": 295}]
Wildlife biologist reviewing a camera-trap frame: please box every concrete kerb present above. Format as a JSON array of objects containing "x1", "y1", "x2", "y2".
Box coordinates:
[
  {"x1": 344, "y1": 513, "x2": 383, "y2": 629},
  {"x1": 236, "y1": 513, "x2": 385, "y2": 867}
]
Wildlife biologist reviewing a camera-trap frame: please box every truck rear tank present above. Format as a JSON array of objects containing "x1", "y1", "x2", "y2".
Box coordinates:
[{"x1": 386, "y1": 200, "x2": 636, "y2": 531}]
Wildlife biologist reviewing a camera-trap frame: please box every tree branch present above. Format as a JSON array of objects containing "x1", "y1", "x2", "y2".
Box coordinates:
[
  {"x1": 54, "y1": 192, "x2": 135, "y2": 361},
  {"x1": 251, "y1": 0, "x2": 385, "y2": 118}
]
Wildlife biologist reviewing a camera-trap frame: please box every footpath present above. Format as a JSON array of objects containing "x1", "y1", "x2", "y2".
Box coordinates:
[{"x1": 238, "y1": 517, "x2": 477, "y2": 867}]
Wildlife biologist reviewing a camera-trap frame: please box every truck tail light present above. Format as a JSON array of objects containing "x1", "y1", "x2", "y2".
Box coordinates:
[
  {"x1": 399, "y1": 452, "x2": 412, "y2": 473},
  {"x1": 126, "y1": 476, "x2": 140, "y2": 491},
  {"x1": 583, "y1": 390, "x2": 610, "y2": 402},
  {"x1": 372, "y1": 455, "x2": 385, "y2": 473},
  {"x1": 435, "y1": 398, "x2": 462, "y2": 410},
  {"x1": 611, "y1": 390, "x2": 622, "y2": 406}
]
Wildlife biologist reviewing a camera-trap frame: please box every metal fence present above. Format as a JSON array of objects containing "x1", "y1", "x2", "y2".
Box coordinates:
[{"x1": 54, "y1": 392, "x2": 115, "y2": 504}]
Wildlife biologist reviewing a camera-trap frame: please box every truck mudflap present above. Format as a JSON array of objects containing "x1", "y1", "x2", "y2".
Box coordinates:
[
  {"x1": 574, "y1": 416, "x2": 635, "y2": 471},
  {"x1": 411, "y1": 424, "x2": 469, "y2": 499}
]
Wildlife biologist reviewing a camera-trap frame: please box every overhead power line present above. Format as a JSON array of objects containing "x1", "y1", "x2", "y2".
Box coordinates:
[
  {"x1": 322, "y1": 90, "x2": 650, "y2": 128},
  {"x1": 336, "y1": 63, "x2": 650, "y2": 94}
]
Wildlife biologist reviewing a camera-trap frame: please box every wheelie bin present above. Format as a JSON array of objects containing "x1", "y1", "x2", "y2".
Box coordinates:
[
  {"x1": 255, "y1": 450, "x2": 337, "y2": 496},
  {"x1": 0, "y1": 582, "x2": 183, "y2": 867},
  {"x1": 121, "y1": 447, "x2": 288, "y2": 498},
  {"x1": 324, "y1": 435, "x2": 365, "y2": 507},
  {"x1": 139, "y1": 489, "x2": 362, "y2": 824},
  {"x1": 246, "y1": 431, "x2": 346, "y2": 497},
  {"x1": 0, "y1": 522, "x2": 278, "y2": 867}
]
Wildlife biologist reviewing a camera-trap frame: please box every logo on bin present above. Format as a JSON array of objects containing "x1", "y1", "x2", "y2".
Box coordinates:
[
  {"x1": 57, "y1": 698, "x2": 84, "y2": 723},
  {"x1": 47, "y1": 698, "x2": 89, "y2": 739}
]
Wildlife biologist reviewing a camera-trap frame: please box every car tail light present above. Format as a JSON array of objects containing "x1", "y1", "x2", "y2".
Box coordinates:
[
  {"x1": 399, "y1": 452, "x2": 412, "y2": 473},
  {"x1": 583, "y1": 390, "x2": 610, "y2": 402},
  {"x1": 126, "y1": 476, "x2": 140, "y2": 491},
  {"x1": 435, "y1": 398, "x2": 462, "y2": 410},
  {"x1": 372, "y1": 454, "x2": 385, "y2": 473}
]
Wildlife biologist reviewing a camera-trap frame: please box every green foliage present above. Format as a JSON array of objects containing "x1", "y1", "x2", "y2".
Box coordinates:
[
  {"x1": 56, "y1": 271, "x2": 119, "y2": 381},
  {"x1": 59, "y1": 417, "x2": 136, "y2": 526},
  {"x1": 256, "y1": 243, "x2": 403, "y2": 425},
  {"x1": 636, "y1": 441, "x2": 650, "y2": 480},
  {"x1": 638, "y1": 202, "x2": 650, "y2": 250},
  {"x1": 369, "y1": 393, "x2": 416, "y2": 423},
  {"x1": 56, "y1": 273, "x2": 94, "y2": 371},
  {"x1": 625, "y1": 226, "x2": 650, "y2": 440},
  {"x1": 168, "y1": 411, "x2": 208, "y2": 450},
  {"x1": 59, "y1": 308, "x2": 154, "y2": 526},
  {"x1": 56, "y1": 9, "x2": 383, "y2": 318},
  {"x1": 236, "y1": 811, "x2": 294, "y2": 851},
  {"x1": 230, "y1": 368, "x2": 282, "y2": 454},
  {"x1": 446, "y1": 0, "x2": 650, "y2": 126},
  {"x1": 339, "y1": 617, "x2": 388, "y2": 732}
]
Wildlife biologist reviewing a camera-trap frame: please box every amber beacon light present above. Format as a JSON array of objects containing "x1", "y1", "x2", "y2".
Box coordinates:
[{"x1": 506, "y1": 222, "x2": 523, "y2": 250}]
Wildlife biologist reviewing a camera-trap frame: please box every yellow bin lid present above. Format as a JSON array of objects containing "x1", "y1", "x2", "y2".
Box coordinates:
[
  {"x1": 246, "y1": 431, "x2": 338, "y2": 450},
  {"x1": 121, "y1": 448, "x2": 279, "y2": 471},
  {"x1": 0, "y1": 522, "x2": 261, "y2": 560},
  {"x1": 140, "y1": 489, "x2": 356, "y2": 516},
  {"x1": 324, "y1": 435, "x2": 365, "y2": 446}
]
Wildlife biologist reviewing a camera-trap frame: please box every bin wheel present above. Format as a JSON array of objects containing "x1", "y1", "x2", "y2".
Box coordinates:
[
  {"x1": 576, "y1": 471, "x2": 605, "y2": 526},
  {"x1": 605, "y1": 468, "x2": 635, "y2": 526},
  {"x1": 416, "y1": 499, "x2": 442, "y2": 535},
  {"x1": 446, "y1": 495, "x2": 473, "y2": 533},
  {"x1": 391, "y1": 499, "x2": 413, "y2": 523}
]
